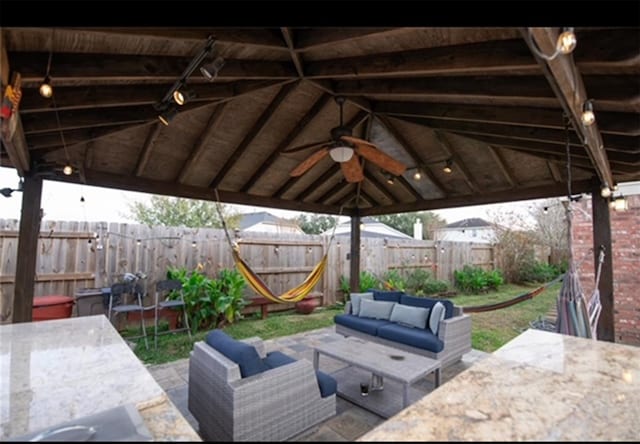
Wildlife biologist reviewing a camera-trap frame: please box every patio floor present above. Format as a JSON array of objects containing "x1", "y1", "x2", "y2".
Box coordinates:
[{"x1": 146, "y1": 326, "x2": 490, "y2": 441}]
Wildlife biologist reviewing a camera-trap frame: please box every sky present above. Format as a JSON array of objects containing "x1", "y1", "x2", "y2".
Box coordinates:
[{"x1": 1, "y1": 166, "x2": 637, "y2": 227}]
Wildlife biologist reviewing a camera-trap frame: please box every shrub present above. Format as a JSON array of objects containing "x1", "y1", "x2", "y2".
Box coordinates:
[
  {"x1": 381, "y1": 269, "x2": 406, "y2": 291},
  {"x1": 404, "y1": 268, "x2": 449, "y2": 296},
  {"x1": 339, "y1": 270, "x2": 382, "y2": 294},
  {"x1": 454, "y1": 265, "x2": 503, "y2": 294},
  {"x1": 518, "y1": 261, "x2": 562, "y2": 283},
  {"x1": 167, "y1": 265, "x2": 247, "y2": 333}
]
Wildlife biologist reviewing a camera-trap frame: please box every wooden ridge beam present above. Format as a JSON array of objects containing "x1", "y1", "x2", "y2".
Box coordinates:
[
  {"x1": 487, "y1": 145, "x2": 518, "y2": 188},
  {"x1": 280, "y1": 28, "x2": 304, "y2": 78},
  {"x1": 134, "y1": 123, "x2": 163, "y2": 177}
]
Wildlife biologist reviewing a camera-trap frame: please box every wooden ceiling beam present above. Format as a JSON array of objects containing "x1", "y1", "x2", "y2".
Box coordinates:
[
  {"x1": 295, "y1": 164, "x2": 341, "y2": 202},
  {"x1": 547, "y1": 160, "x2": 563, "y2": 183},
  {"x1": 10, "y1": 52, "x2": 297, "y2": 84},
  {"x1": 362, "y1": 169, "x2": 398, "y2": 204},
  {"x1": 376, "y1": 115, "x2": 446, "y2": 196},
  {"x1": 360, "y1": 178, "x2": 597, "y2": 217},
  {"x1": 394, "y1": 115, "x2": 639, "y2": 153},
  {"x1": 18, "y1": 80, "x2": 279, "y2": 114},
  {"x1": 374, "y1": 101, "x2": 640, "y2": 136},
  {"x1": 209, "y1": 81, "x2": 298, "y2": 189},
  {"x1": 294, "y1": 28, "x2": 400, "y2": 51},
  {"x1": 317, "y1": 180, "x2": 349, "y2": 205},
  {"x1": 280, "y1": 28, "x2": 304, "y2": 78},
  {"x1": 524, "y1": 28, "x2": 614, "y2": 191},
  {"x1": 177, "y1": 103, "x2": 227, "y2": 183},
  {"x1": 134, "y1": 123, "x2": 163, "y2": 177},
  {"x1": 26, "y1": 124, "x2": 138, "y2": 152},
  {"x1": 487, "y1": 145, "x2": 518, "y2": 188},
  {"x1": 434, "y1": 130, "x2": 480, "y2": 193},
  {"x1": 446, "y1": 131, "x2": 638, "y2": 165},
  {"x1": 241, "y1": 92, "x2": 331, "y2": 192}
]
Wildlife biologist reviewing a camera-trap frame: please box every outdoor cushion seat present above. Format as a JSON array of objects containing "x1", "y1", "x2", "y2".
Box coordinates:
[
  {"x1": 333, "y1": 313, "x2": 391, "y2": 335},
  {"x1": 377, "y1": 323, "x2": 444, "y2": 353},
  {"x1": 189, "y1": 331, "x2": 336, "y2": 441},
  {"x1": 263, "y1": 350, "x2": 337, "y2": 398},
  {"x1": 399, "y1": 294, "x2": 455, "y2": 319}
]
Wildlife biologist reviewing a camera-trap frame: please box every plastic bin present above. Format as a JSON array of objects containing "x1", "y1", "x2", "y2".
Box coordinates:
[{"x1": 32, "y1": 295, "x2": 75, "y2": 321}]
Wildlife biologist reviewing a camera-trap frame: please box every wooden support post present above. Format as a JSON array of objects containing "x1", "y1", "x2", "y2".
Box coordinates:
[
  {"x1": 592, "y1": 187, "x2": 614, "y2": 342},
  {"x1": 350, "y1": 213, "x2": 361, "y2": 292},
  {"x1": 13, "y1": 175, "x2": 43, "y2": 323}
]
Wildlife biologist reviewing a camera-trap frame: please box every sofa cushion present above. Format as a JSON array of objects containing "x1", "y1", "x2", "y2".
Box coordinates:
[
  {"x1": 358, "y1": 299, "x2": 396, "y2": 320},
  {"x1": 205, "y1": 329, "x2": 269, "y2": 378},
  {"x1": 429, "y1": 301, "x2": 446, "y2": 335},
  {"x1": 371, "y1": 289, "x2": 403, "y2": 303},
  {"x1": 350, "y1": 292, "x2": 374, "y2": 315},
  {"x1": 315, "y1": 370, "x2": 338, "y2": 398},
  {"x1": 334, "y1": 313, "x2": 392, "y2": 336},
  {"x1": 389, "y1": 303, "x2": 430, "y2": 329},
  {"x1": 400, "y1": 294, "x2": 455, "y2": 319},
  {"x1": 377, "y1": 323, "x2": 445, "y2": 353}
]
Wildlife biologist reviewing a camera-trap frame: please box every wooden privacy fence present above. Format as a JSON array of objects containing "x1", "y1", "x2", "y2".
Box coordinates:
[{"x1": 0, "y1": 219, "x2": 495, "y2": 322}]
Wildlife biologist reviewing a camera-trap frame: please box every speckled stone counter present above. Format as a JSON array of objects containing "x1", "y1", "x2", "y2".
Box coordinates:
[
  {"x1": 360, "y1": 329, "x2": 640, "y2": 441},
  {"x1": 0, "y1": 315, "x2": 200, "y2": 441}
]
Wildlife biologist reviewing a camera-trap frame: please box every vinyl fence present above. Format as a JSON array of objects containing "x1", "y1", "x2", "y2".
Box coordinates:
[{"x1": 0, "y1": 219, "x2": 495, "y2": 323}]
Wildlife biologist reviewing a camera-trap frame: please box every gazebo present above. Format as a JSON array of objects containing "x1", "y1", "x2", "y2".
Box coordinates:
[{"x1": 1, "y1": 23, "x2": 638, "y2": 345}]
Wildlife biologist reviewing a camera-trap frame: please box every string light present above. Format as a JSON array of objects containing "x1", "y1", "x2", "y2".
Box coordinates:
[{"x1": 581, "y1": 100, "x2": 595, "y2": 126}]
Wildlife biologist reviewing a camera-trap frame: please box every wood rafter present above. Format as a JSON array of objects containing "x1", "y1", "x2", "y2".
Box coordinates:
[
  {"x1": 434, "y1": 130, "x2": 480, "y2": 193},
  {"x1": 362, "y1": 169, "x2": 397, "y2": 204},
  {"x1": 280, "y1": 28, "x2": 304, "y2": 78},
  {"x1": 547, "y1": 160, "x2": 563, "y2": 182},
  {"x1": 294, "y1": 28, "x2": 400, "y2": 51},
  {"x1": 209, "y1": 81, "x2": 298, "y2": 189},
  {"x1": 376, "y1": 115, "x2": 446, "y2": 196},
  {"x1": 177, "y1": 103, "x2": 227, "y2": 183},
  {"x1": 134, "y1": 123, "x2": 162, "y2": 176},
  {"x1": 295, "y1": 164, "x2": 341, "y2": 202},
  {"x1": 487, "y1": 145, "x2": 518, "y2": 187},
  {"x1": 524, "y1": 27, "x2": 614, "y2": 189},
  {"x1": 241, "y1": 92, "x2": 331, "y2": 192}
]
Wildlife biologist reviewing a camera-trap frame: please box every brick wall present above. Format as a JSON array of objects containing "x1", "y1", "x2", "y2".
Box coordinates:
[{"x1": 572, "y1": 194, "x2": 640, "y2": 346}]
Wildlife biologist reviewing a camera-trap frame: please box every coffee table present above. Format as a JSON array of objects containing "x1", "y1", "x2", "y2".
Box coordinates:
[{"x1": 313, "y1": 337, "x2": 441, "y2": 418}]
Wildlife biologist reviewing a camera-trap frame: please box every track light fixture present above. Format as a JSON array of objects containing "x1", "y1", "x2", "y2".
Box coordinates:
[
  {"x1": 443, "y1": 159, "x2": 453, "y2": 174},
  {"x1": 154, "y1": 35, "x2": 219, "y2": 125},
  {"x1": 0, "y1": 178, "x2": 24, "y2": 198},
  {"x1": 383, "y1": 171, "x2": 395, "y2": 185},
  {"x1": 581, "y1": 100, "x2": 595, "y2": 126},
  {"x1": 200, "y1": 56, "x2": 226, "y2": 81}
]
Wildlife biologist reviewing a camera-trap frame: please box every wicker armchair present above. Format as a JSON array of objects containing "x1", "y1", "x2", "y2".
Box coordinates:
[{"x1": 188, "y1": 335, "x2": 336, "y2": 441}]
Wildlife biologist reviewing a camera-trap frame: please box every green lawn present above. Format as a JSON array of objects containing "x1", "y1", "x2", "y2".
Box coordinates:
[{"x1": 131, "y1": 282, "x2": 560, "y2": 365}]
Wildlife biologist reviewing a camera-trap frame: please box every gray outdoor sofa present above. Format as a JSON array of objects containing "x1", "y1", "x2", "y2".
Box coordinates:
[
  {"x1": 334, "y1": 289, "x2": 472, "y2": 368},
  {"x1": 188, "y1": 330, "x2": 336, "y2": 441}
]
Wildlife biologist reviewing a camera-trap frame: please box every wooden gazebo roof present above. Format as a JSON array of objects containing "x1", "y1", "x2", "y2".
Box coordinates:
[{"x1": 2, "y1": 27, "x2": 638, "y2": 217}]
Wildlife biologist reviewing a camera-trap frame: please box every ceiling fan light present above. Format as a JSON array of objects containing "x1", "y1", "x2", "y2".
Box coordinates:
[{"x1": 329, "y1": 146, "x2": 354, "y2": 163}]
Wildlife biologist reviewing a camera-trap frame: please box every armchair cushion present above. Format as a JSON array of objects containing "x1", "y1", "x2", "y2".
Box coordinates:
[
  {"x1": 263, "y1": 351, "x2": 337, "y2": 398},
  {"x1": 263, "y1": 350, "x2": 297, "y2": 368},
  {"x1": 400, "y1": 294, "x2": 455, "y2": 319},
  {"x1": 205, "y1": 329, "x2": 268, "y2": 378}
]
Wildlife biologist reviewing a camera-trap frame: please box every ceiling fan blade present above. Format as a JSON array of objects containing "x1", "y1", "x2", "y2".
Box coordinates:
[
  {"x1": 355, "y1": 144, "x2": 407, "y2": 176},
  {"x1": 283, "y1": 139, "x2": 332, "y2": 153},
  {"x1": 289, "y1": 147, "x2": 329, "y2": 177},
  {"x1": 340, "y1": 135, "x2": 377, "y2": 149},
  {"x1": 340, "y1": 154, "x2": 364, "y2": 183}
]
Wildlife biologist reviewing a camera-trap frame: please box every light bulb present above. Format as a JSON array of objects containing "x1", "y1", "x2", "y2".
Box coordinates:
[
  {"x1": 556, "y1": 28, "x2": 577, "y2": 54},
  {"x1": 600, "y1": 185, "x2": 611, "y2": 198},
  {"x1": 63, "y1": 165, "x2": 73, "y2": 175},
  {"x1": 39, "y1": 76, "x2": 53, "y2": 98},
  {"x1": 581, "y1": 100, "x2": 595, "y2": 126},
  {"x1": 413, "y1": 170, "x2": 422, "y2": 180},
  {"x1": 173, "y1": 89, "x2": 185, "y2": 106}
]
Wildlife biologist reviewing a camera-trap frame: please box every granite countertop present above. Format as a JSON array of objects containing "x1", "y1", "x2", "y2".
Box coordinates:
[
  {"x1": 0, "y1": 315, "x2": 200, "y2": 441},
  {"x1": 360, "y1": 329, "x2": 640, "y2": 441}
]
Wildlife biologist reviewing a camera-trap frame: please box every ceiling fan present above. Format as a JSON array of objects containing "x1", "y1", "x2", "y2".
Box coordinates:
[{"x1": 284, "y1": 96, "x2": 407, "y2": 183}]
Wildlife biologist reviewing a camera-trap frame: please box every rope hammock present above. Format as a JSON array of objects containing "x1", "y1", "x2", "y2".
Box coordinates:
[
  {"x1": 214, "y1": 189, "x2": 341, "y2": 304},
  {"x1": 461, "y1": 273, "x2": 565, "y2": 313}
]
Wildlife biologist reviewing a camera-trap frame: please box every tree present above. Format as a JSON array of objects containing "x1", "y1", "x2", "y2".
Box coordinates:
[
  {"x1": 125, "y1": 195, "x2": 241, "y2": 229},
  {"x1": 376, "y1": 211, "x2": 447, "y2": 239},
  {"x1": 529, "y1": 198, "x2": 569, "y2": 267},
  {"x1": 294, "y1": 213, "x2": 338, "y2": 235}
]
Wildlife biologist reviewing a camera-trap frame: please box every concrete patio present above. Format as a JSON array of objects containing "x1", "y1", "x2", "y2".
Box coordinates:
[{"x1": 147, "y1": 325, "x2": 489, "y2": 441}]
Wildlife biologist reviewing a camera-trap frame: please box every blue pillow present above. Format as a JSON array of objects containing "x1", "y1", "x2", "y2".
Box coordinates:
[
  {"x1": 389, "y1": 304, "x2": 430, "y2": 329},
  {"x1": 350, "y1": 292, "x2": 374, "y2": 316},
  {"x1": 429, "y1": 301, "x2": 446, "y2": 335},
  {"x1": 372, "y1": 289, "x2": 403, "y2": 303},
  {"x1": 205, "y1": 330, "x2": 268, "y2": 378},
  {"x1": 358, "y1": 299, "x2": 396, "y2": 320}
]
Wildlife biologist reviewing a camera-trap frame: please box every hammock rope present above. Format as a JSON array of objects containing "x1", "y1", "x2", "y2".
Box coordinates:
[
  {"x1": 460, "y1": 273, "x2": 565, "y2": 313},
  {"x1": 214, "y1": 189, "x2": 341, "y2": 304}
]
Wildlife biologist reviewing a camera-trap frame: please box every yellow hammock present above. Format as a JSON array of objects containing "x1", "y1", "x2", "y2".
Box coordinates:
[{"x1": 214, "y1": 189, "x2": 338, "y2": 304}]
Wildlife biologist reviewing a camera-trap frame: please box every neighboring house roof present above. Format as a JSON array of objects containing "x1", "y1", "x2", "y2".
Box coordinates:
[
  {"x1": 445, "y1": 218, "x2": 492, "y2": 228},
  {"x1": 325, "y1": 217, "x2": 412, "y2": 239},
  {"x1": 239, "y1": 212, "x2": 303, "y2": 233}
]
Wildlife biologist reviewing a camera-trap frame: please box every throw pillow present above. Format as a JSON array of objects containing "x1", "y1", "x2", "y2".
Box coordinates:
[
  {"x1": 429, "y1": 301, "x2": 446, "y2": 335},
  {"x1": 389, "y1": 304, "x2": 430, "y2": 329},
  {"x1": 350, "y1": 292, "x2": 374, "y2": 316},
  {"x1": 358, "y1": 299, "x2": 396, "y2": 320},
  {"x1": 205, "y1": 329, "x2": 268, "y2": 378}
]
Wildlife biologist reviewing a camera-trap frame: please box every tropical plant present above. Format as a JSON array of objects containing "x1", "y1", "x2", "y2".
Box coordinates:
[
  {"x1": 167, "y1": 265, "x2": 247, "y2": 333},
  {"x1": 381, "y1": 269, "x2": 406, "y2": 291},
  {"x1": 454, "y1": 265, "x2": 504, "y2": 294},
  {"x1": 339, "y1": 270, "x2": 382, "y2": 295}
]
